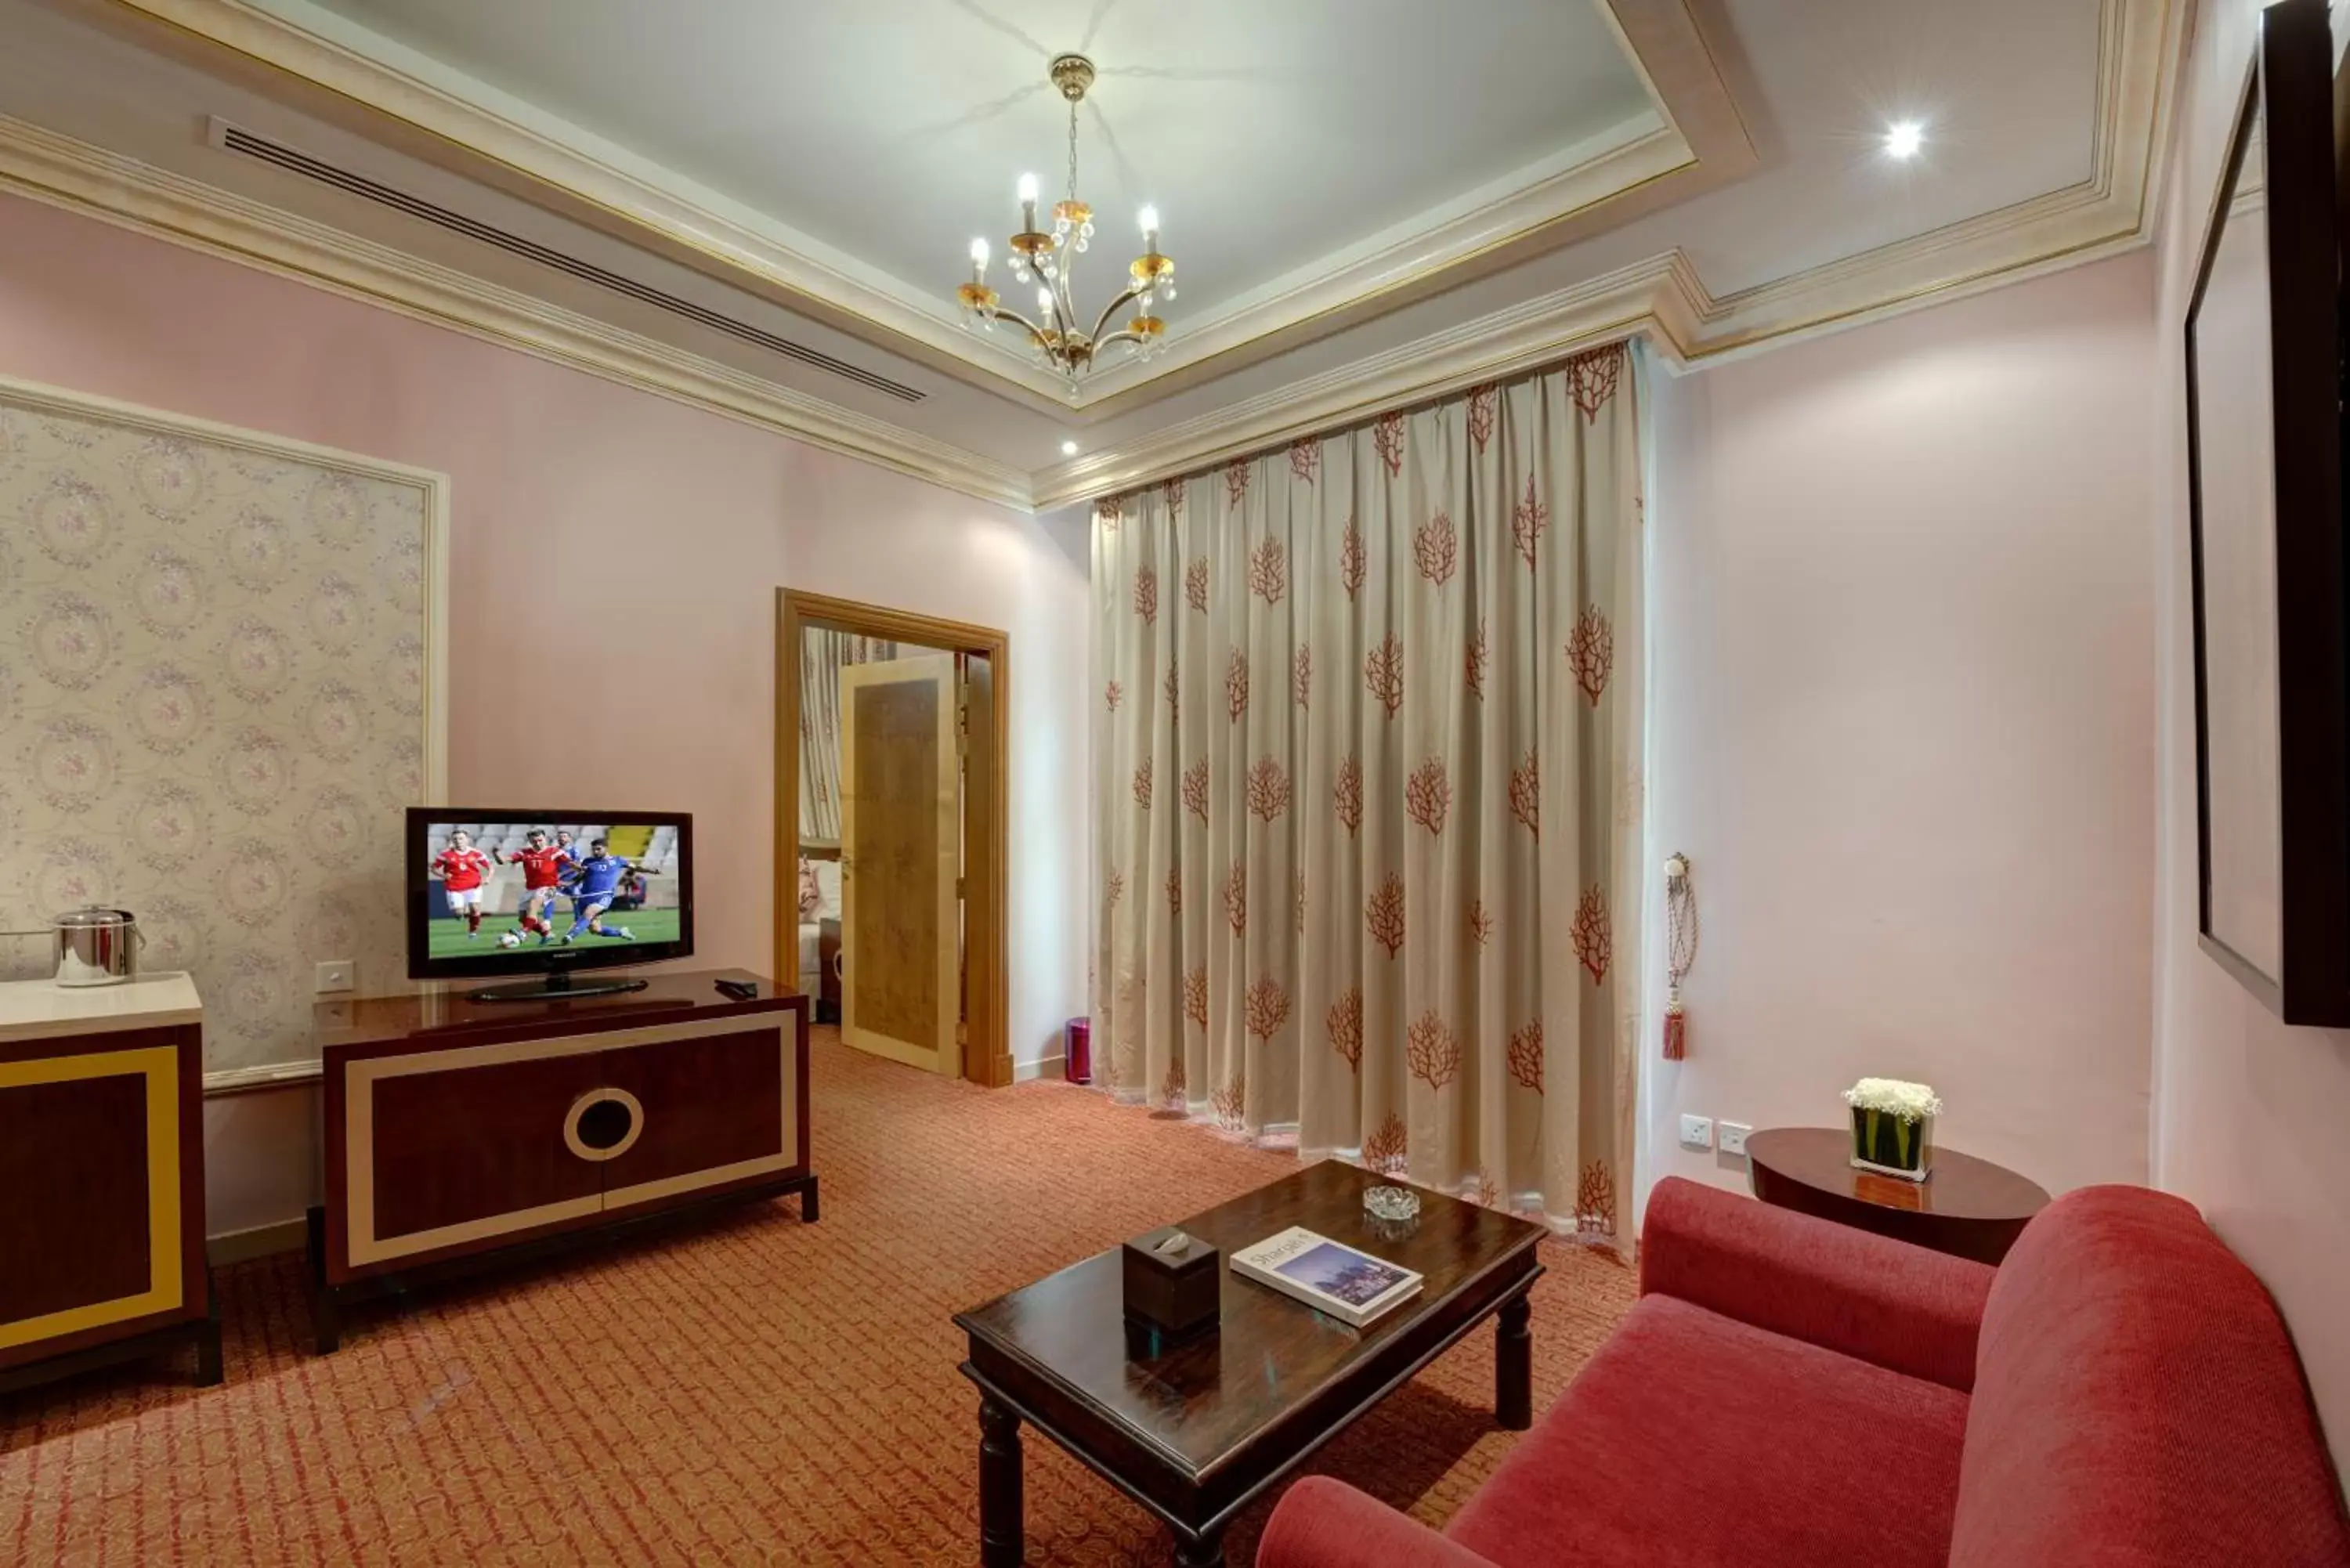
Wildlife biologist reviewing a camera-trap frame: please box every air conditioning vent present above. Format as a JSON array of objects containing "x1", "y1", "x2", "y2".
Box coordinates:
[{"x1": 212, "y1": 121, "x2": 925, "y2": 403}]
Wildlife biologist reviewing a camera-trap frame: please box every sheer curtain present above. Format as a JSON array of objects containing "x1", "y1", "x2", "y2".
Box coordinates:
[
  {"x1": 1091, "y1": 345, "x2": 1643, "y2": 1237},
  {"x1": 799, "y1": 631, "x2": 898, "y2": 843}
]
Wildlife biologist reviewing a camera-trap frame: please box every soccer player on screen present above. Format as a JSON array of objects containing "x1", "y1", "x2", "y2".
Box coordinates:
[
  {"x1": 561, "y1": 839, "x2": 640, "y2": 943},
  {"x1": 496, "y1": 828, "x2": 572, "y2": 945},
  {"x1": 431, "y1": 829, "x2": 494, "y2": 939}
]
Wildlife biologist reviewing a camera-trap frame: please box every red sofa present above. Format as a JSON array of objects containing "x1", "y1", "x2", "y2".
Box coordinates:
[{"x1": 1258, "y1": 1177, "x2": 2350, "y2": 1567}]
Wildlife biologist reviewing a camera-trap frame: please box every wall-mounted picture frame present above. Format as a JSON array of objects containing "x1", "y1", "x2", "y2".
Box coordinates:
[{"x1": 2183, "y1": 0, "x2": 2349, "y2": 1024}]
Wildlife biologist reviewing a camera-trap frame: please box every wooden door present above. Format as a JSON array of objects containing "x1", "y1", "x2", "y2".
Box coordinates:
[{"x1": 839, "y1": 653, "x2": 962, "y2": 1075}]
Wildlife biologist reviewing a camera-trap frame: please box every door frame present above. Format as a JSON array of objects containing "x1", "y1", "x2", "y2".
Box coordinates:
[{"x1": 776, "y1": 589, "x2": 1011, "y2": 1088}]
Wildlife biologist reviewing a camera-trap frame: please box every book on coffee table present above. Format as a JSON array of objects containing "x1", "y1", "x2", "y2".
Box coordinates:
[{"x1": 1230, "y1": 1227, "x2": 1423, "y2": 1328}]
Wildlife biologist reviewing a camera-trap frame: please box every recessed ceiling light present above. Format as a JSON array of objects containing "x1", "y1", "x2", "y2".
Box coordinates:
[
  {"x1": 1885, "y1": 121, "x2": 1925, "y2": 160},
  {"x1": 1061, "y1": 439, "x2": 1079, "y2": 457}
]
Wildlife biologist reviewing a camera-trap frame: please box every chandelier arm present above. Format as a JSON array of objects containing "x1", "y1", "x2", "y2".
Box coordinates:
[
  {"x1": 1089, "y1": 284, "x2": 1144, "y2": 347},
  {"x1": 990, "y1": 306, "x2": 1050, "y2": 343}
]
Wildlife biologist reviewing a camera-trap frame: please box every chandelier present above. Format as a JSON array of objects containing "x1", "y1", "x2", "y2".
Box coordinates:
[{"x1": 954, "y1": 52, "x2": 1175, "y2": 391}]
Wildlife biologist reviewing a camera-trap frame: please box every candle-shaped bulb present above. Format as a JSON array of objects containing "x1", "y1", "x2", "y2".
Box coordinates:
[
  {"x1": 969, "y1": 237, "x2": 990, "y2": 268},
  {"x1": 1138, "y1": 204, "x2": 1161, "y2": 252},
  {"x1": 1018, "y1": 173, "x2": 1040, "y2": 204},
  {"x1": 1018, "y1": 172, "x2": 1040, "y2": 231},
  {"x1": 1036, "y1": 284, "x2": 1054, "y2": 316}
]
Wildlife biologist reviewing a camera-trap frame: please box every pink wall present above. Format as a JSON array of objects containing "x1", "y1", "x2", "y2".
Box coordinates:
[
  {"x1": 0, "y1": 190, "x2": 1090, "y2": 1237},
  {"x1": 1641, "y1": 253, "x2": 2159, "y2": 1207},
  {"x1": 2149, "y1": 0, "x2": 2350, "y2": 1476}
]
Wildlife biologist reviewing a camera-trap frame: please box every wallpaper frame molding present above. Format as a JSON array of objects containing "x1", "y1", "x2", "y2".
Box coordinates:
[{"x1": 0, "y1": 371, "x2": 450, "y2": 1094}]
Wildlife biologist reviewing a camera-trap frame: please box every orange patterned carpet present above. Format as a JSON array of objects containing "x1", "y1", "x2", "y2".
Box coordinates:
[{"x1": 0, "y1": 1028, "x2": 1635, "y2": 1566}]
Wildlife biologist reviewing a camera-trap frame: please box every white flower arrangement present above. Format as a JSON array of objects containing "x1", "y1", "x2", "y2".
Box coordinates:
[{"x1": 1842, "y1": 1077, "x2": 1943, "y2": 1123}]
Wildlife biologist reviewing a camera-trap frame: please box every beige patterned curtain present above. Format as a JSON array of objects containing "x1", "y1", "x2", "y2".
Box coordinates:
[
  {"x1": 1091, "y1": 345, "x2": 1643, "y2": 1239},
  {"x1": 799, "y1": 630, "x2": 896, "y2": 842}
]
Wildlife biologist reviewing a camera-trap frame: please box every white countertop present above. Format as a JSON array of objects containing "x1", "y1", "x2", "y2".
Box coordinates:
[{"x1": 0, "y1": 970, "x2": 202, "y2": 1042}]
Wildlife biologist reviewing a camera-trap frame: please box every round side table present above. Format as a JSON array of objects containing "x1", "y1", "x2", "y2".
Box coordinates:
[{"x1": 1744, "y1": 1127, "x2": 2052, "y2": 1266}]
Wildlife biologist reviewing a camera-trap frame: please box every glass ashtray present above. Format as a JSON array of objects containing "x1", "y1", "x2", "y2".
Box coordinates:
[{"x1": 1363, "y1": 1185, "x2": 1421, "y2": 1223}]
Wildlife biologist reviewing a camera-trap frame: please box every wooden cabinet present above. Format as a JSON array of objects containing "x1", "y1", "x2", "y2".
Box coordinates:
[
  {"x1": 312, "y1": 970, "x2": 813, "y2": 1350},
  {"x1": 0, "y1": 974, "x2": 220, "y2": 1393}
]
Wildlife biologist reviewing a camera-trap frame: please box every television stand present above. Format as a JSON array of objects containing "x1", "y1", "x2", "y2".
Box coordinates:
[
  {"x1": 310, "y1": 969, "x2": 812, "y2": 1353},
  {"x1": 465, "y1": 971, "x2": 649, "y2": 1004}
]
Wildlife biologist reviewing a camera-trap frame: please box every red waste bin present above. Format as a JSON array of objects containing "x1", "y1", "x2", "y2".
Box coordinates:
[{"x1": 1065, "y1": 1017, "x2": 1092, "y2": 1085}]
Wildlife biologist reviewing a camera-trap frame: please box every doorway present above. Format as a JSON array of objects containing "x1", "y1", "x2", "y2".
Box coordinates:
[{"x1": 776, "y1": 590, "x2": 1009, "y2": 1087}]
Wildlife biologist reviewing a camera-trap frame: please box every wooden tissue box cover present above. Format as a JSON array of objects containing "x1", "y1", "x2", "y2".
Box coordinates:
[{"x1": 1120, "y1": 1224, "x2": 1220, "y2": 1337}]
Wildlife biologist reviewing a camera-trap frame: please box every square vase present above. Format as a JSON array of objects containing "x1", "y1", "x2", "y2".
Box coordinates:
[{"x1": 1849, "y1": 1107, "x2": 1934, "y2": 1181}]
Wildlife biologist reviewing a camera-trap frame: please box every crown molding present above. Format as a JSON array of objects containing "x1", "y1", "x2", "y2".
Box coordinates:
[
  {"x1": 0, "y1": 112, "x2": 1035, "y2": 510},
  {"x1": 1033, "y1": 0, "x2": 2180, "y2": 504},
  {"x1": 1033, "y1": 252, "x2": 1708, "y2": 509},
  {"x1": 90, "y1": 0, "x2": 1749, "y2": 414}
]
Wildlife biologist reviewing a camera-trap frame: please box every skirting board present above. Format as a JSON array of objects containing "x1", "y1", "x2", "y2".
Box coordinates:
[
  {"x1": 207, "y1": 1218, "x2": 309, "y2": 1266},
  {"x1": 1013, "y1": 1053, "x2": 1066, "y2": 1084}
]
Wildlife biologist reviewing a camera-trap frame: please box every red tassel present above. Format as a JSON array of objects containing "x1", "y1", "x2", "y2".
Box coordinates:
[{"x1": 1662, "y1": 1003, "x2": 1687, "y2": 1061}]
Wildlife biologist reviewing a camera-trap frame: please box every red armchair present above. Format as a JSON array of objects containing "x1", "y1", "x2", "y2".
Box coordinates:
[{"x1": 1258, "y1": 1177, "x2": 2350, "y2": 1568}]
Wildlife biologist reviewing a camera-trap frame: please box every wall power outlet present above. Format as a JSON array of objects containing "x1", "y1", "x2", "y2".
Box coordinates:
[
  {"x1": 1678, "y1": 1114, "x2": 1714, "y2": 1150},
  {"x1": 1717, "y1": 1121, "x2": 1753, "y2": 1158}
]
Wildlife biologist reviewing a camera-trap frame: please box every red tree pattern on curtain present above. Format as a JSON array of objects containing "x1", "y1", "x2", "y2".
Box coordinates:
[
  {"x1": 1567, "y1": 343, "x2": 1626, "y2": 425},
  {"x1": 1292, "y1": 645, "x2": 1311, "y2": 709},
  {"x1": 1506, "y1": 1019, "x2": 1544, "y2": 1092},
  {"x1": 1405, "y1": 757, "x2": 1452, "y2": 836},
  {"x1": 1412, "y1": 511, "x2": 1458, "y2": 587},
  {"x1": 1366, "y1": 873, "x2": 1406, "y2": 956},
  {"x1": 1248, "y1": 537, "x2": 1289, "y2": 604},
  {"x1": 1161, "y1": 476, "x2": 1185, "y2": 510},
  {"x1": 1373, "y1": 412, "x2": 1408, "y2": 477},
  {"x1": 1289, "y1": 438, "x2": 1320, "y2": 483},
  {"x1": 1468, "y1": 900, "x2": 1494, "y2": 947},
  {"x1": 1406, "y1": 1012, "x2": 1459, "y2": 1089},
  {"x1": 1294, "y1": 870, "x2": 1306, "y2": 934},
  {"x1": 1327, "y1": 985, "x2": 1363, "y2": 1070},
  {"x1": 1185, "y1": 557, "x2": 1209, "y2": 614},
  {"x1": 1473, "y1": 1172, "x2": 1502, "y2": 1209},
  {"x1": 1513, "y1": 473, "x2": 1548, "y2": 570},
  {"x1": 1361, "y1": 1112, "x2": 1408, "y2": 1173},
  {"x1": 1226, "y1": 459, "x2": 1250, "y2": 508},
  {"x1": 1223, "y1": 860, "x2": 1248, "y2": 935},
  {"x1": 1334, "y1": 754, "x2": 1363, "y2": 836},
  {"x1": 1578, "y1": 1160, "x2": 1618, "y2": 1237},
  {"x1": 1226, "y1": 648, "x2": 1249, "y2": 721},
  {"x1": 1106, "y1": 869, "x2": 1125, "y2": 908},
  {"x1": 1164, "y1": 663, "x2": 1180, "y2": 713},
  {"x1": 1097, "y1": 494, "x2": 1123, "y2": 529},
  {"x1": 1567, "y1": 606, "x2": 1614, "y2": 706},
  {"x1": 1165, "y1": 866, "x2": 1181, "y2": 916},
  {"x1": 1211, "y1": 1070, "x2": 1247, "y2": 1131},
  {"x1": 1104, "y1": 679, "x2": 1123, "y2": 712},
  {"x1": 1571, "y1": 885, "x2": 1611, "y2": 984},
  {"x1": 1183, "y1": 965, "x2": 1208, "y2": 1029},
  {"x1": 1508, "y1": 751, "x2": 1539, "y2": 838},
  {"x1": 1340, "y1": 517, "x2": 1366, "y2": 600},
  {"x1": 1365, "y1": 634, "x2": 1405, "y2": 717},
  {"x1": 1133, "y1": 565, "x2": 1158, "y2": 623},
  {"x1": 1466, "y1": 620, "x2": 1488, "y2": 699},
  {"x1": 1466, "y1": 384, "x2": 1498, "y2": 453},
  {"x1": 1246, "y1": 756, "x2": 1292, "y2": 822},
  {"x1": 1244, "y1": 976, "x2": 1291, "y2": 1041},
  {"x1": 1181, "y1": 758, "x2": 1209, "y2": 822},
  {"x1": 1162, "y1": 1056, "x2": 1187, "y2": 1109},
  {"x1": 1131, "y1": 757, "x2": 1152, "y2": 810}
]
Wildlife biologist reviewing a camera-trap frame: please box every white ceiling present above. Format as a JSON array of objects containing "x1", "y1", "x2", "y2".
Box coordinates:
[
  {"x1": 299, "y1": 0, "x2": 1661, "y2": 324},
  {"x1": 0, "y1": 0, "x2": 2171, "y2": 502}
]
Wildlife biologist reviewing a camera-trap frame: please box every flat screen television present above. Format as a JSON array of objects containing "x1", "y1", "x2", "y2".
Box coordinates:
[{"x1": 406, "y1": 808, "x2": 694, "y2": 1001}]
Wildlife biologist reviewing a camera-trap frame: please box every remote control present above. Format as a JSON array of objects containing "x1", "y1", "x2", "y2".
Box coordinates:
[{"x1": 714, "y1": 977, "x2": 758, "y2": 1000}]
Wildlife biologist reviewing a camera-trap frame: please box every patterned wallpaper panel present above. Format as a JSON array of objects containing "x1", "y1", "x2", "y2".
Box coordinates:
[{"x1": 0, "y1": 382, "x2": 441, "y2": 1076}]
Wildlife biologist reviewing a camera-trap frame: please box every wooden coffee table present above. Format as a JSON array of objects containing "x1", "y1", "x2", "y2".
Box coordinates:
[
  {"x1": 955, "y1": 1159, "x2": 1546, "y2": 1566},
  {"x1": 1746, "y1": 1126, "x2": 2052, "y2": 1265}
]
